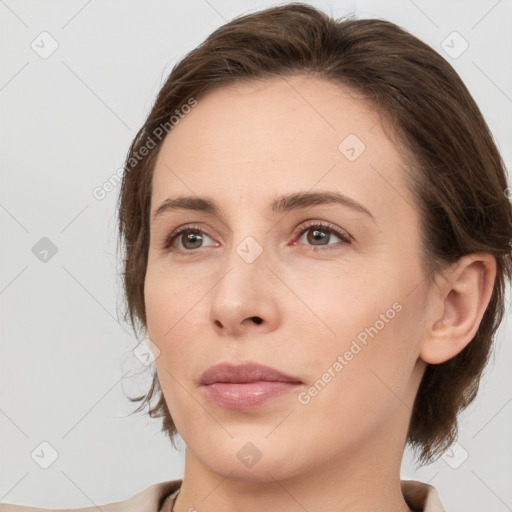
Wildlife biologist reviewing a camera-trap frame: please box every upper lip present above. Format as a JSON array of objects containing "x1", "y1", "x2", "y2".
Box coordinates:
[{"x1": 199, "y1": 362, "x2": 302, "y2": 385}]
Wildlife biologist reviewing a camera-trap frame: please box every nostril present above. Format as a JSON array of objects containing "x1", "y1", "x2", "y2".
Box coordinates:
[{"x1": 250, "y1": 316, "x2": 263, "y2": 325}]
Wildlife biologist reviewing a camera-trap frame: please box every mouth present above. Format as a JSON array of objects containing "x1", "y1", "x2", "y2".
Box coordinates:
[{"x1": 199, "y1": 361, "x2": 303, "y2": 410}]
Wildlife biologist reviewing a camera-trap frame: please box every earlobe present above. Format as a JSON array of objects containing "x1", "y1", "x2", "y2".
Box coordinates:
[{"x1": 419, "y1": 253, "x2": 497, "y2": 365}]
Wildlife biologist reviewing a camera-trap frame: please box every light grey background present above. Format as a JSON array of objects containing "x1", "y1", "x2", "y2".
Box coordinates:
[{"x1": 1, "y1": 0, "x2": 511, "y2": 510}]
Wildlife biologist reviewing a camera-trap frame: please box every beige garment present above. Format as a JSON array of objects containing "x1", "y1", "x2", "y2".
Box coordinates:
[{"x1": 0, "y1": 479, "x2": 446, "y2": 512}]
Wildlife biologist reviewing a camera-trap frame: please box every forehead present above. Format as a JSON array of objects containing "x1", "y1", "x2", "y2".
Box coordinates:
[{"x1": 150, "y1": 75, "x2": 415, "y2": 224}]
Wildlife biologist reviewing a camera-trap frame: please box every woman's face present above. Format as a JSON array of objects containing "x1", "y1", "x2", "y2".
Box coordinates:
[{"x1": 144, "y1": 75, "x2": 431, "y2": 481}]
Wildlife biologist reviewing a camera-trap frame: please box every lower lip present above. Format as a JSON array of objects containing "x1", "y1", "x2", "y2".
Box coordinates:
[{"x1": 201, "y1": 381, "x2": 301, "y2": 409}]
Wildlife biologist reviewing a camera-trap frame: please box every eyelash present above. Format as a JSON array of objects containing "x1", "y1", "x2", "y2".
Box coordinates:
[{"x1": 163, "y1": 221, "x2": 352, "y2": 255}]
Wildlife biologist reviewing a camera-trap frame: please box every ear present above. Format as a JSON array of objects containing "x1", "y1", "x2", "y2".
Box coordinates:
[{"x1": 419, "y1": 253, "x2": 497, "y2": 364}]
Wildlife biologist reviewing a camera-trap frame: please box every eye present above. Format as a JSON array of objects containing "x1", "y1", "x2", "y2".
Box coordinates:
[
  {"x1": 164, "y1": 224, "x2": 217, "y2": 254},
  {"x1": 163, "y1": 221, "x2": 352, "y2": 255},
  {"x1": 293, "y1": 221, "x2": 352, "y2": 250}
]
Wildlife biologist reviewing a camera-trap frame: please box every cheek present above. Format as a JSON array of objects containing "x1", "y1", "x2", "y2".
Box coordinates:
[
  {"x1": 291, "y1": 268, "x2": 418, "y2": 397},
  {"x1": 285, "y1": 265, "x2": 395, "y2": 348},
  {"x1": 294, "y1": 308, "x2": 417, "y2": 448},
  {"x1": 144, "y1": 266, "x2": 210, "y2": 394},
  {"x1": 144, "y1": 268, "x2": 198, "y2": 427},
  {"x1": 144, "y1": 263, "x2": 202, "y2": 340},
  {"x1": 144, "y1": 279, "x2": 175, "y2": 338}
]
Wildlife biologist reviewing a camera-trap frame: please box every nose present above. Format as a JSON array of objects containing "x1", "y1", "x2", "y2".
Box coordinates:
[{"x1": 208, "y1": 242, "x2": 282, "y2": 338}]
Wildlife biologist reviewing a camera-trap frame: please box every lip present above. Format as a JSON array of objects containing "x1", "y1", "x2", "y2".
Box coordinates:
[{"x1": 199, "y1": 362, "x2": 302, "y2": 410}]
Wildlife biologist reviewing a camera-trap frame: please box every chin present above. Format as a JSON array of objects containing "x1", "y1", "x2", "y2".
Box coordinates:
[{"x1": 206, "y1": 456, "x2": 300, "y2": 484}]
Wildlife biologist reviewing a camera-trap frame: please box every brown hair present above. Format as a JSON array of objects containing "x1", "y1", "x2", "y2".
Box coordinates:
[{"x1": 117, "y1": 2, "x2": 512, "y2": 466}]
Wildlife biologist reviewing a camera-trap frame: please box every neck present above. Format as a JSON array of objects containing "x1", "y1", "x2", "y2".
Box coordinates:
[{"x1": 173, "y1": 429, "x2": 414, "y2": 512}]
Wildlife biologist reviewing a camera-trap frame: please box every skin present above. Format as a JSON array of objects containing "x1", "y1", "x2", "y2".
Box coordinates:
[{"x1": 143, "y1": 75, "x2": 496, "y2": 512}]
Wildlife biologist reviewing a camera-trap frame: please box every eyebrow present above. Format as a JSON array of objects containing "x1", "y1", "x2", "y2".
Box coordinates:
[{"x1": 152, "y1": 190, "x2": 375, "y2": 224}]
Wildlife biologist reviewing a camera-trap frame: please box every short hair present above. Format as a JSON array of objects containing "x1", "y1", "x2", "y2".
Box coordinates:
[{"x1": 117, "y1": 2, "x2": 512, "y2": 466}]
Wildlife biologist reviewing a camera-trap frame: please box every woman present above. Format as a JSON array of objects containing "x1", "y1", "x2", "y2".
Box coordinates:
[{"x1": 2, "y1": 3, "x2": 511, "y2": 512}]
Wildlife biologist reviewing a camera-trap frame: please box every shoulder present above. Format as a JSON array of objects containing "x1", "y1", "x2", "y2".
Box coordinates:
[
  {"x1": 0, "y1": 480, "x2": 182, "y2": 512},
  {"x1": 401, "y1": 479, "x2": 446, "y2": 512}
]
